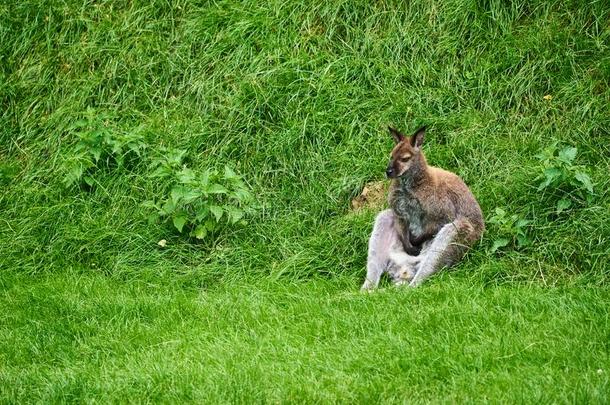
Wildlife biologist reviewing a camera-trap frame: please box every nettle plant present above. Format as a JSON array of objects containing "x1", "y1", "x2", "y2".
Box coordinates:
[
  {"x1": 488, "y1": 208, "x2": 531, "y2": 253},
  {"x1": 144, "y1": 148, "x2": 256, "y2": 239},
  {"x1": 62, "y1": 108, "x2": 146, "y2": 187},
  {"x1": 535, "y1": 143, "x2": 595, "y2": 214}
]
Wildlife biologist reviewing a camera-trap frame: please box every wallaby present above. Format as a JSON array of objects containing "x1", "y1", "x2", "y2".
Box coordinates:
[{"x1": 362, "y1": 126, "x2": 484, "y2": 289}]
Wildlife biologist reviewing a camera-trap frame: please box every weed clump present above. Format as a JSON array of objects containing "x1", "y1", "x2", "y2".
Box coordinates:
[{"x1": 144, "y1": 148, "x2": 256, "y2": 239}]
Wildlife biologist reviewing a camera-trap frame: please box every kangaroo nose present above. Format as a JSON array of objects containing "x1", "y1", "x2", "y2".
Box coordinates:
[{"x1": 386, "y1": 167, "x2": 394, "y2": 178}]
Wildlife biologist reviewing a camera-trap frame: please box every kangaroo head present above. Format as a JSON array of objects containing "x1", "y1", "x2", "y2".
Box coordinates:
[{"x1": 385, "y1": 126, "x2": 426, "y2": 178}]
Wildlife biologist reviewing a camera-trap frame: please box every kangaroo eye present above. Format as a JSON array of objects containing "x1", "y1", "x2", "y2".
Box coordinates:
[{"x1": 400, "y1": 156, "x2": 411, "y2": 162}]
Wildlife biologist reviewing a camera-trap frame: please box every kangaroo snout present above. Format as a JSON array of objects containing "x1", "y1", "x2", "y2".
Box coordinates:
[{"x1": 386, "y1": 166, "x2": 395, "y2": 178}]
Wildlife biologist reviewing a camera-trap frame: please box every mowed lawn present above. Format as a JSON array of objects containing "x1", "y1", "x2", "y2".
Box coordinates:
[
  {"x1": 1, "y1": 271, "x2": 609, "y2": 403},
  {"x1": 1, "y1": 0, "x2": 609, "y2": 402}
]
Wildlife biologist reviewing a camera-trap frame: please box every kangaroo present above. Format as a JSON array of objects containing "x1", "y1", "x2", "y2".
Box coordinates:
[{"x1": 362, "y1": 126, "x2": 484, "y2": 289}]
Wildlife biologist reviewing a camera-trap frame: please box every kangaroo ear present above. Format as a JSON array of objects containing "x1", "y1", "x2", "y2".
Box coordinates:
[
  {"x1": 388, "y1": 126, "x2": 405, "y2": 143},
  {"x1": 410, "y1": 126, "x2": 426, "y2": 149}
]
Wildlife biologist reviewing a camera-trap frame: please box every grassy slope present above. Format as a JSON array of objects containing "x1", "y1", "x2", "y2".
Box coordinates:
[{"x1": 1, "y1": 0, "x2": 609, "y2": 402}]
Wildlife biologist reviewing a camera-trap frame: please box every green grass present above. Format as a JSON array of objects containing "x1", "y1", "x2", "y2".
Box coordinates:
[
  {"x1": 1, "y1": 0, "x2": 609, "y2": 402},
  {"x1": 2, "y1": 270, "x2": 609, "y2": 403}
]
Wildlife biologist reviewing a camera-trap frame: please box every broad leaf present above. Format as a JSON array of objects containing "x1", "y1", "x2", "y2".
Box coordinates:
[
  {"x1": 558, "y1": 146, "x2": 577, "y2": 164},
  {"x1": 224, "y1": 165, "x2": 238, "y2": 180},
  {"x1": 207, "y1": 184, "x2": 228, "y2": 194},
  {"x1": 110, "y1": 141, "x2": 122, "y2": 155},
  {"x1": 149, "y1": 165, "x2": 172, "y2": 178},
  {"x1": 574, "y1": 171, "x2": 593, "y2": 194},
  {"x1": 193, "y1": 224, "x2": 207, "y2": 239},
  {"x1": 177, "y1": 168, "x2": 196, "y2": 184},
  {"x1": 200, "y1": 170, "x2": 210, "y2": 187},
  {"x1": 490, "y1": 238, "x2": 510, "y2": 253},
  {"x1": 205, "y1": 219, "x2": 217, "y2": 231},
  {"x1": 537, "y1": 177, "x2": 553, "y2": 191},
  {"x1": 83, "y1": 175, "x2": 95, "y2": 186},
  {"x1": 195, "y1": 206, "x2": 210, "y2": 221},
  {"x1": 515, "y1": 219, "x2": 531, "y2": 228},
  {"x1": 209, "y1": 205, "x2": 224, "y2": 221},
  {"x1": 225, "y1": 206, "x2": 244, "y2": 224},
  {"x1": 161, "y1": 199, "x2": 176, "y2": 215},
  {"x1": 64, "y1": 163, "x2": 84, "y2": 187},
  {"x1": 171, "y1": 186, "x2": 199, "y2": 204},
  {"x1": 172, "y1": 215, "x2": 187, "y2": 233},
  {"x1": 129, "y1": 144, "x2": 144, "y2": 156},
  {"x1": 171, "y1": 186, "x2": 187, "y2": 203},
  {"x1": 495, "y1": 207, "x2": 506, "y2": 217},
  {"x1": 90, "y1": 147, "x2": 102, "y2": 162},
  {"x1": 166, "y1": 149, "x2": 187, "y2": 167},
  {"x1": 538, "y1": 167, "x2": 562, "y2": 190},
  {"x1": 556, "y1": 198, "x2": 571, "y2": 213},
  {"x1": 182, "y1": 190, "x2": 201, "y2": 204},
  {"x1": 544, "y1": 167, "x2": 562, "y2": 181},
  {"x1": 233, "y1": 188, "x2": 253, "y2": 202}
]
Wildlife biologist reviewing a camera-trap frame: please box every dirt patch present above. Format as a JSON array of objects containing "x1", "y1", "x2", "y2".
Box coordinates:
[{"x1": 350, "y1": 180, "x2": 388, "y2": 212}]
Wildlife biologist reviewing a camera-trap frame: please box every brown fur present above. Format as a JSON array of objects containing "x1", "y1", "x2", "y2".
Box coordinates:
[{"x1": 386, "y1": 126, "x2": 484, "y2": 281}]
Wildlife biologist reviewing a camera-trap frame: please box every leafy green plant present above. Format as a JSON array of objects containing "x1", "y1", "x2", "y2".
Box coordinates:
[
  {"x1": 144, "y1": 149, "x2": 256, "y2": 239},
  {"x1": 535, "y1": 143, "x2": 595, "y2": 214},
  {"x1": 488, "y1": 208, "x2": 531, "y2": 253},
  {"x1": 62, "y1": 108, "x2": 146, "y2": 187}
]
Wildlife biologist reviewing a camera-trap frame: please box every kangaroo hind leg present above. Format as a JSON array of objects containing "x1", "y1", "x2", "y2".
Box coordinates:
[
  {"x1": 362, "y1": 209, "x2": 396, "y2": 290},
  {"x1": 408, "y1": 218, "x2": 474, "y2": 287}
]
